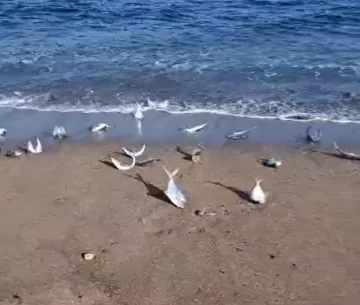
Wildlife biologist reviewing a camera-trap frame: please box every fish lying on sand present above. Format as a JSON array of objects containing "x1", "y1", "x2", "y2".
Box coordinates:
[
  {"x1": 122, "y1": 144, "x2": 146, "y2": 158},
  {"x1": 90, "y1": 123, "x2": 112, "y2": 132},
  {"x1": 176, "y1": 143, "x2": 205, "y2": 163},
  {"x1": 306, "y1": 126, "x2": 322, "y2": 143},
  {"x1": 226, "y1": 127, "x2": 256, "y2": 140},
  {"x1": 110, "y1": 155, "x2": 136, "y2": 171},
  {"x1": 53, "y1": 125, "x2": 68, "y2": 140},
  {"x1": 262, "y1": 157, "x2": 282, "y2": 168},
  {"x1": 163, "y1": 166, "x2": 187, "y2": 208},
  {"x1": 191, "y1": 144, "x2": 205, "y2": 162},
  {"x1": 250, "y1": 178, "x2": 266, "y2": 204},
  {"x1": 5, "y1": 150, "x2": 23, "y2": 158},
  {"x1": 27, "y1": 137, "x2": 42, "y2": 154},
  {"x1": 333, "y1": 141, "x2": 360, "y2": 160},
  {"x1": 0, "y1": 128, "x2": 7, "y2": 137},
  {"x1": 135, "y1": 157, "x2": 161, "y2": 167},
  {"x1": 182, "y1": 123, "x2": 207, "y2": 134}
]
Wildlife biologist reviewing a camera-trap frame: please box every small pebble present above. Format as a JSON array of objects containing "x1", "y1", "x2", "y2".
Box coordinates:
[
  {"x1": 82, "y1": 253, "x2": 95, "y2": 261},
  {"x1": 195, "y1": 209, "x2": 216, "y2": 216},
  {"x1": 207, "y1": 212, "x2": 217, "y2": 216}
]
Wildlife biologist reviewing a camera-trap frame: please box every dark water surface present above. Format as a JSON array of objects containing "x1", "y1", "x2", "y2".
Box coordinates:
[{"x1": 1, "y1": 0, "x2": 360, "y2": 122}]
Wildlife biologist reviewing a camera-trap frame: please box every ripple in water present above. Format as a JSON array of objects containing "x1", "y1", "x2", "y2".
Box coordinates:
[{"x1": 0, "y1": 0, "x2": 359, "y2": 122}]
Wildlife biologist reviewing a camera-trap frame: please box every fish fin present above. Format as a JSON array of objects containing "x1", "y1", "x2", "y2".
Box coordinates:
[
  {"x1": 35, "y1": 137, "x2": 42, "y2": 153},
  {"x1": 122, "y1": 147, "x2": 134, "y2": 157},
  {"x1": 171, "y1": 168, "x2": 179, "y2": 178},
  {"x1": 27, "y1": 141, "x2": 35, "y2": 153},
  {"x1": 163, "y1": 166, "x2": 172, "y2": 179},
  {"x1": 111, "y1": 156, "x2": 135, "y2": 171},
  {"x1": 135, "y1": 144, "x2": 146, "y2": 157},
  {"x1": 53, "y1": 126, "x2": 60, "y2": 137},
  {"x1": 110, "y1": 157, "x2": 122, "y2": 170}
]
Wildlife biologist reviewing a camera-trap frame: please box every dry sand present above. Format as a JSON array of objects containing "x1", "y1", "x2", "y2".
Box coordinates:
[{"x1": 0, "y1": 142, "x2": 359, "y2": 305}]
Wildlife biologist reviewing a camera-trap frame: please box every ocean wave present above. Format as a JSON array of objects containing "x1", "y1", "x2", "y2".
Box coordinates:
[{"x1": 0, "y1": 93, "x2": 359, "y2": 124}]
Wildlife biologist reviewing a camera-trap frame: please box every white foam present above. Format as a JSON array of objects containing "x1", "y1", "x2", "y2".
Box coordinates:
[{"x1": 0, "y1": 94, "x2": 359, "y2": 124}]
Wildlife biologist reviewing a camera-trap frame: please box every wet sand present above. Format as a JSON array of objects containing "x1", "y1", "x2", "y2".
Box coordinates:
[
  {"x1": 0, "y1": 141, "x2": 359, "y2": 305},
  {"x1": 1, "y1": 107, "x2": 360, "y2": 149}
]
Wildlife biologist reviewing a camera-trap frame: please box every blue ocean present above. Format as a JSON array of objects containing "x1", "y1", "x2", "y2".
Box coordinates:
[{"x1": 1, "y1": 0, "x2": 360, "y2": 122}]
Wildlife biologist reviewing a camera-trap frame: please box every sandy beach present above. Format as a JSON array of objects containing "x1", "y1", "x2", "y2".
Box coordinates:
[{"x1": 0, "y1": 141, "x2": 359, "y2": 305}]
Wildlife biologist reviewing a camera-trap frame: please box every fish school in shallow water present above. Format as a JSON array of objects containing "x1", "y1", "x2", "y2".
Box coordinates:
[{"x1": 0, "y1": 103, "x2": 354, "y2": 208}]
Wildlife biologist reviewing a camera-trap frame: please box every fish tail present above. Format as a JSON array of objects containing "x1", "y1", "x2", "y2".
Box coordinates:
[
  {"x1": 171, "y1": 168, "x2": 179, "y2": 178},
  {"x1": 163, "y1": 166, "x2": 172, "y2": 179},
  {"x1": 163, "y1": 166, "x2": 179, "y2": 179}
]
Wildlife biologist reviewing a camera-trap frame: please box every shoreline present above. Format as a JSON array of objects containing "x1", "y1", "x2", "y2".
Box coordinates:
[{"x1": 1, "y1": 107, "x2": 360, "y2": 152}]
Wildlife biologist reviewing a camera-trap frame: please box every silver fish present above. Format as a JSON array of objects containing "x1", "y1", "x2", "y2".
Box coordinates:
[
  {"x1": 6, "y1": 150, "x2": 23, "y2": 158},
  {"x1": 226, "y1": 127, "x2": 256, "y2": 140},
  {"x1": 136, "y1": 157, "x2": 161, "y2": 166},
  {"x1": 182, "y1": 123, "x2": 207, "y2": 134},
  {"x1": 27, "y1": 137, "x2": 42, "y2": 154},
  {"x1": 90, "y1": 123, "x2": 112, "y2": 132},
  {"x1": 163, "y1": 166, "x2": 187, "y2": 208},
  {"x1": 263, "y1": 157, "x2": 282, "y2": 168},
  {"x1": 110, "y1": 155, "x2": 136, "y2": 171},
  {"x1": 306, "y1": 126, "x2": 322, "y2": 142},
  {"x1": 333, "y1": 141, "x2": 360, "y2": 160},
  {"x1": 122, "y1": 144, "x2": 146, "y2": 158}
]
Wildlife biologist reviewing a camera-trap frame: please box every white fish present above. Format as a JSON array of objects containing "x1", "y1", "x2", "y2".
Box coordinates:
[
  {"x1": 182, "y1": 123, "x2": 207, "y2": 134},
  {"x1": 306, "y1": 126, "x2": 321, "y2": 142},
  {"x1": 192, "y1": 143, "x2": 205, "y2": 156},
  {"x1": 163, "y1": 166, "x2": 187, "y2": 208},
  {"x1": 226, "y1": 127, "x2": 256, "y2": 140},
  {"x1": 90, "y1": 123, "x2": 111, "y2": 132},
  {"x1": 333, "y1": 141, "x2": 360, "y2": 160},
  {"x1": 27, "y1": 137, "x2": 42, "y2": 154},
  {"x1": 110, "y1": 155, "x2": 136, "y2": 171},
  {"x1": 263, "y1": 157, "x2": 282, "y2": 168},
  {"x1": 122, "y1": 144, "x2": 146, "y2": 158},
  {"x1": 6, "y1": 150, "x2": 22, "y2": 158},
  {"x1": 0, "y1": 128, "x2": 7, "y2": 137},
  {"x1": 250, "y1": 178, "x2": 266, "y2": 204},
  {"x1": 134, "y1": 103, "x2": 144, "y2": 121},
  {"x1": 53, "y1": 125, "x2": 67, "y2": 139}
]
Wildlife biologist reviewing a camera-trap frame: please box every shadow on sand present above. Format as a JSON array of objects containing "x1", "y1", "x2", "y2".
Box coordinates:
[
  {"x1": 99, "y1": 159, "x2": 118, "y2": 169},
  {"x1": 133, "y1": 173, "x2": 171, "y2": 204},
  {"x1": 208, "y1": 181, "x2": 251, "y2": 203},
  {"x1": 175, "y1": 146, "x2": 193, "y2": 161}
]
